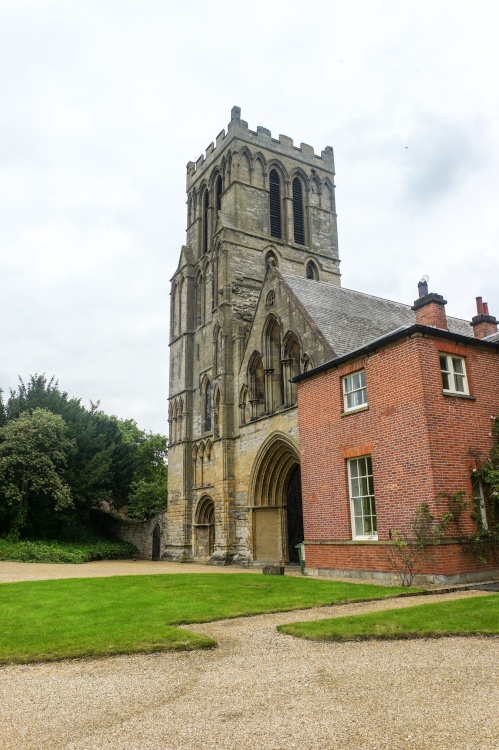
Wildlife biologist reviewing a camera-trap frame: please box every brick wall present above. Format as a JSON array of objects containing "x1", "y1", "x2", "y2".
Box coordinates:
[{"x1": 297, "y1": 331, "x2": 499, "y2": 581}]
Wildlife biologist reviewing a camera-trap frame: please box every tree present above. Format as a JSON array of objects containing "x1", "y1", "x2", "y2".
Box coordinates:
[
  {"x1": 4, "y1": 375, "x2": 131, "y2": 532},
  {"x1": 0, "y1": 409, "x2": 73, "y2": 537},
  {"x1": 0, "y1": 374, "x2": 168, "y2": 535},
  {"x1": 115, "y1": 419, "x2": 168, "y2": 520},
  {"x1": 386, "y1": 502, "x2": 451, "y2": 586},
  {"x1": 0, "y1": 389, "x2": 6, "y2": 428}
]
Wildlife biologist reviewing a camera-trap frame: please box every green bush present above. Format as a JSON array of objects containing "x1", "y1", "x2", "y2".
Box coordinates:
[{"x1": 0, "y1": 537, "x2": 136, "y2": 563}]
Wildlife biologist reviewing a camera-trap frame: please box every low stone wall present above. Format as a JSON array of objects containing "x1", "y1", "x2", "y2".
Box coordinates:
[{"x1": 94, "y1": 511, "x2": 167, "y2": 560}]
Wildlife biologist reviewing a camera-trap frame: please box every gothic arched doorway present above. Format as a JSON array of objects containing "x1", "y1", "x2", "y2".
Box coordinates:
[
  {"x1": 152, "y1": 523, "x2": 161, "y2": 561},
  {"x1": 286, "y1": 466, "x2": 304, "y2": 563},
  {"x1": 195, "y1": 496, "x2": 215, "y2": 559},
  {"x1": 249, "y1": 433, "x2": 303, "y2": 563}
]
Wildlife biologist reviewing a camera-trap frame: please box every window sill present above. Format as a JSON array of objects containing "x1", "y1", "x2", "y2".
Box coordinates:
[
  {"x1": 341, "y1": 404, "x2": 369, "y2": 417},
  {"x1": 352, "y1": 536, "x2": 378, "y2": 542},
  {"x1": 442, "y1": 391, "x2": 476, "y2": 400}
]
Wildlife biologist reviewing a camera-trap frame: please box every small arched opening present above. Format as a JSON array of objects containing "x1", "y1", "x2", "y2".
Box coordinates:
[
  {"x1": 152, "y1": 523, "x2": 161, "y2": 561},
  {"x1": 195, "y1": 496, "x2": 215, "y2": 559}
]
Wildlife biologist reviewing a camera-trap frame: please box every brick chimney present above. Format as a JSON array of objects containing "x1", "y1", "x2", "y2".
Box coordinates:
[
  {"x1": 412, "y1": 280, "x2": 448, "y2": 330},
  {"x1": 471, "y1": 297, "x2": 498, "y2": 339}
]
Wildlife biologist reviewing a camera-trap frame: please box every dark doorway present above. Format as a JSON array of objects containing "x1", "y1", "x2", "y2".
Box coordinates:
[
  {"x1": 286, "y1": 466, "x2": 304, "y2": 563},
  {"x1": 152, "y1": 523, "x2": 161, "y2": 561}
]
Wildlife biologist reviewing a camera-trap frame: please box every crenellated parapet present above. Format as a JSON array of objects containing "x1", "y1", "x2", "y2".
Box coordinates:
[{"x1": 186, "y1": 106, "x2": 335, "y2": 190}]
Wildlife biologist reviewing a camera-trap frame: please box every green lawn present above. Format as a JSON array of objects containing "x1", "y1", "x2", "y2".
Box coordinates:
[
  {"x1": 278, "y1": 594, "x2": 499, "y2": 641},
  {"x1": 0, "y1": 574, "x2": 413, "y2": 664}
]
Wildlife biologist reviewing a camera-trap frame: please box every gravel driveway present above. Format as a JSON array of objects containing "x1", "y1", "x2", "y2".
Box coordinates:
[{"x1": 0, "y1": 563, "x2": 497, "y2": 750}]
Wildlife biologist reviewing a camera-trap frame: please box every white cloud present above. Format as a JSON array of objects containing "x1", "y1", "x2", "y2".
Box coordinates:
[{"x1": 1, "y1": 0, "x2": 499, "y2": 431}]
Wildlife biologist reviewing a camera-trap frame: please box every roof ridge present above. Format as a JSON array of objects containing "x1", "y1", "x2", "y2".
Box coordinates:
[{"x1": 281, "y1": 273, "x2": 470, "y2": 325}]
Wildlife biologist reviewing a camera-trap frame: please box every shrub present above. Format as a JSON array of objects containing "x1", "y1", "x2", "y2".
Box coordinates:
[{"x1": 0, "y1": 537, "x2": 137, "y2": 563}]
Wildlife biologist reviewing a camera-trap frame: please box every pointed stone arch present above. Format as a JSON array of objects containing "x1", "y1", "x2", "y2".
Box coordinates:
[
  {"x1": 321, "y1": 178, "x2": 334, "y2": 211},
  {"x1": 249, "y1": 432, "x2": 302, "y2": 562},
  {"x1": 290, "y1": 171, "x2": 307, "y2": 245},
  {"x1": 170, "y1": 282, "x2": 177, "y2": 338},
  {"x1": 195, "y1": 270, "x2": 204, "y2": 327},
  {"x1": 282, "y1": 331, "x2": 302, "y2": 405},
  {"x1": 309, "y1": 173, "x2": 321, "y2": 207},
  {"x1": 200, "y1": 376, "x2": 212, "y2": 434},
  {"x1": 305, "y1": 258, "x2": 319, "y2": 281},
  {"x1": 247, "y1": 350, "x2": 265, "y2": 419},
  {"x1": 252, "y1": 152, "x2": 267, "y2": 188},
  {"x1": 212, "y1": 384, "x2": 221, "y2": 439},
  {"x1": 238, "y1": 148, "x2": 252, "y2": 183},
  {"x1": 239, "y1": 384, "x2": 251, "y2": 425},
  {"x1": 194, "y1": 494, "x2": 215, "y2": 558},
  {"x1": 263, "y1": 314, "x2": 284, "y2": 412},
  {"x1": 264, "y1": 246, "x2": 279, "y2": 270}
]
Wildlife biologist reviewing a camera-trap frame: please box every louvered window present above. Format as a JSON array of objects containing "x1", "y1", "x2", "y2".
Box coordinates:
[
  {"x1": 269, "y1": 169, "x2": 282, "y2": 239},
  {"x1": 216, "y1": 175, "x2": 222, "y2": 212},
  {"x1": 203, "y1": 189, "x2": 209, "y2": 254},
  {"x1": 292, "y1": 177, "x2": 305, "y2": 244}
]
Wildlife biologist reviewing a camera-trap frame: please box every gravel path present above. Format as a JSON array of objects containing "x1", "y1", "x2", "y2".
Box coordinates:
[
  {"x1": 0, "y1": 559, "x2": 263, "y2": 583},
  {"x1": 1, "y1": 563, "x2": 498, "y2": 749}
]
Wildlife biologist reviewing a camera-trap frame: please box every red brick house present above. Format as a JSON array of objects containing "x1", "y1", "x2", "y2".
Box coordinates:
[{"x1": 295, "y1": 282, "x2": 499, "y2": 583}]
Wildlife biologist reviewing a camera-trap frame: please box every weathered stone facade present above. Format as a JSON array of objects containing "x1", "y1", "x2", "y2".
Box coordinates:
[
  {"x1": 97, "y1": 511, "x2": 167, "y2": 560},
  {"x1": 166, "y1": 107, "x2": 341, "y2": 564}
]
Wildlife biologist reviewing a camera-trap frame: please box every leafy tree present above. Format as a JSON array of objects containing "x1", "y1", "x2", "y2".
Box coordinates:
[
  {"x1": 0, "y1": 389, "x2": 6, "y2": 428},
  {"x1": 0, "y1": 409, "x2": 73, "y2": 537},
  {"x1": 115, "y1": 419, "x2": 168, "y2": 519},
  {"x1": 3, "y1": 376, "x2": 132, "y2": 530},
  {"x1": 0, "y1": 375, "x2": 168, "y2": 536}
]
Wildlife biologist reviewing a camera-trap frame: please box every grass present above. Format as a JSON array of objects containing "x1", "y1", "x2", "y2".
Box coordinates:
[
  {"x1": 0, "y1": 537, "x2": 137, "y2": 563},
  {"x1": 278, "y1": 594, "x2": 499, "y2": 641},
  {"x1": 0, "y1": 574, "x2": 414, "y2": 664}
]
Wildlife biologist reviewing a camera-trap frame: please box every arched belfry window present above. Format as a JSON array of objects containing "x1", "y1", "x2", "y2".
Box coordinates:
[
  {"x1": 292, "y1": 177, "x2": 305, "y2": 245},
  {"x1": 306, "y1": 261, "x2": 319, "y2": 280},
  {"x1": 204, "y1": 380, "x2": 212, "y2": 433},
  {"x1": 216, "y1": 174, "x2": 223, "y2": 212},
  {"x1": 202, "y1": 188, "x2": 209, "y2": 254},
  {"x1": 269, "y1": 169, "x2": 282, "y2": 239}
]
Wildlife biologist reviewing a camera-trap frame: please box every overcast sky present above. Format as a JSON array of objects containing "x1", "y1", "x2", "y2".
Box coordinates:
[{"x1": 1, "y1": 0, "x2": 498, "y2": 434}]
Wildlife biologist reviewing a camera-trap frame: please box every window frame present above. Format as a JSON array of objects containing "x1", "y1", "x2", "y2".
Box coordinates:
[
  {"x1": 342, "y1": 369, "x2": 367, "y2": 413},
  {"x1": 439, "y1": 353, "x2": 469, "y2": 395},
  {"x1": 347, "y1": 455, "x2": 377, "y2": 540},
  {"x1": 472, "y1": 474, "x2": 488, "y2": 530},
  {"x1": 269, "y1": 169, "x2": 282, "y2": 239}
]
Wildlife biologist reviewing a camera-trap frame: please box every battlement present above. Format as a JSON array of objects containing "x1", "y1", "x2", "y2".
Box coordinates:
[{"x1": 186, "y1": 106, "x2": 335, "y2": 187}]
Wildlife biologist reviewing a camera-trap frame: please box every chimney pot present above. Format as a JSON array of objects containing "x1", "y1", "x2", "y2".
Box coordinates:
[
  {"x1": 418, "y1": 280, "x2": 428, "y2": 298},
  {"x1": 483, "y1": 302, "x2": 489, "y2": 315},
  {"x1": 476, "y1": 296, "x2": 484, "y2": 314}
]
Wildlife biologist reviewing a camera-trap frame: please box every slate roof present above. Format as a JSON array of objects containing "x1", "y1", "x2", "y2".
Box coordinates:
[
  {"x1": 282, "y1": 274, "x2": 473, "y2": 358},
  {"x1": 485, "y1": 331, "x2": 499, "y2": 343}
]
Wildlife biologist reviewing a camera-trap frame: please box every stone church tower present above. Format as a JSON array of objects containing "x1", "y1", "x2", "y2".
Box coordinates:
[{"x1": 166, "y1": 107, "x2": 340, "y2": 564}]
